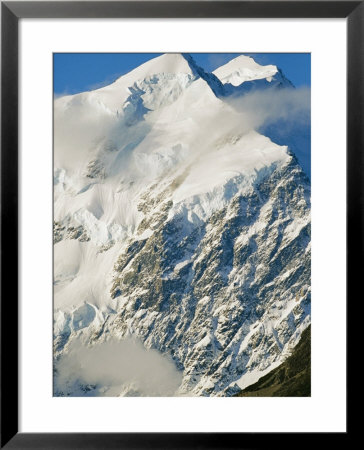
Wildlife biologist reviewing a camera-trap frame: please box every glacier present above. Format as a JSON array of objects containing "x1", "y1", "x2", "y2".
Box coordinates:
[{"x1": 53, "y1": 53, "x2": 311, "y2": 396}]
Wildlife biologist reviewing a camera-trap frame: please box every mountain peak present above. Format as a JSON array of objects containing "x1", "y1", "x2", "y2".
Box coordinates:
[
  {"x1": 119, "y1": 53, "x2": 196, "y2": 82},
  {"x1": 117, "y1": 53, "x2": 224, "y2": 99},
  {"x1": 213, "y1": 55, "x2": 278, "y2": 86}
]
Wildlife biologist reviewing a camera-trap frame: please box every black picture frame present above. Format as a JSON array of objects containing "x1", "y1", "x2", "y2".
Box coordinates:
[{"x1": 1, "y1": 1, "x2": 359, "y2": 448}]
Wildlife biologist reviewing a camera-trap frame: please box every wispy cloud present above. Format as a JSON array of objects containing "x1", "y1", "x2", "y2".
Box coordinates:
[
  {"x1": 86, "y1": 72, "x2": 126, "y2": 91},
  {"x1": 227, "y1": 86, "x2": 311, "y2": 129},
  {"x1": 55, "y1": 337, "x2": 183, "y2": 397}
]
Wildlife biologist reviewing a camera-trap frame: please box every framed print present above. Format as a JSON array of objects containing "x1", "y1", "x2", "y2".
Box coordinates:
[{"x1": 1, "y1": 1, "x2": 360, "y2": 448}]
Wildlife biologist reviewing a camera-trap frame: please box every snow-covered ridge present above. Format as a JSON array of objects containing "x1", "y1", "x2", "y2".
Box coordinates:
[{"x1": 55, "y1": 53, "x2": 215, "y2": 115}]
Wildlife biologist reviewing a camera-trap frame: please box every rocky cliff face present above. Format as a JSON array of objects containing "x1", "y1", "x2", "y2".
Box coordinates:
[{"x1": 53, "y1": 53, "x2": 310, "y2": 396}]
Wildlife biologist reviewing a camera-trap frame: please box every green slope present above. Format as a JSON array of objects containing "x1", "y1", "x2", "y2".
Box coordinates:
[{"x1": 236, "y1": 325, "x2": 311, "y2": 397}]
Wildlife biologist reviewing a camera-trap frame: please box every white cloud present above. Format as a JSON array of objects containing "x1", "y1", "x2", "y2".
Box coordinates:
[
  {"x1": 55, "y1": 336, "x2": 183, "y2": 397},
  {"x1": 227, "y1": 86, "x2": 311, "y2": 130}
]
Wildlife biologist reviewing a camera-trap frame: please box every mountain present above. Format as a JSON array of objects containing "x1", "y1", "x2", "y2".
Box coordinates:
[
  {"x1": 213, "y1": 55, "x2": 310, "y2": 177},
  {"x1": 53, "y1": 53, "x2": 311, "y2": 396},
  {"x1": 213, "y1": 54, "x2": 294, "y2": 95},
  {"x1": 235, "y1": 324, "x2": 310, "y2": 396}
]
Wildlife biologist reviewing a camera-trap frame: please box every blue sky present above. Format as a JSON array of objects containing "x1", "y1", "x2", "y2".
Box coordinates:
[{"x1": 54, "y1": 53, "x2": 310, "y2": 96}]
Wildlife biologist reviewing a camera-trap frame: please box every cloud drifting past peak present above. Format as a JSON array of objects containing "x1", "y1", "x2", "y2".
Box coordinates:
[
  {"x1": 227, "y1": 86, "x2": 310, "y2": 130},
  {"x1": 54, "y1": 337, "x2": 183, "y2": 397},
  {"x1": 225, "y1": 86, "x2": 311, "y2": 177}
]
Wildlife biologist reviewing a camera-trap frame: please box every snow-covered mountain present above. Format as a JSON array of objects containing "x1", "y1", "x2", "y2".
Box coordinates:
[
  {"x1": 213, "y1": 54, "x2": 293, "y2": 94},
  {"x1": 53, "y1": 53, "x2": 310, "y2": 396}
]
